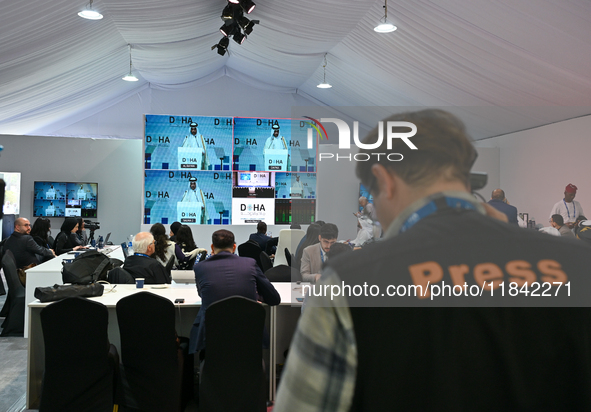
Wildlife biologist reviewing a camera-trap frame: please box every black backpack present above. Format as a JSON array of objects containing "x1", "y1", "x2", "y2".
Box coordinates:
[{"x1": 62, "y1": 250, "x2": 115, "y2": 284}]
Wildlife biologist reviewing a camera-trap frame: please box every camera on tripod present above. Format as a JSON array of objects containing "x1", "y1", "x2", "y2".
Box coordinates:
[{"x1": 84, "y1": 220, "x2": 100, "y2": 232}]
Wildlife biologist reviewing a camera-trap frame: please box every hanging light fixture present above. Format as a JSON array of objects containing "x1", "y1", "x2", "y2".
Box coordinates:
[
  {"x1": 317, "y1": 54, "x2": 332, "y2": 89},
  {"x1": 122, "y1": 45, "x2": 139, "y2": 82},
  {"x1": 78, "y1": 0, "x2": 103, "y2": 20},
  {"x1": 374, "y1": 0, "x2": 397, "y2": 33}
]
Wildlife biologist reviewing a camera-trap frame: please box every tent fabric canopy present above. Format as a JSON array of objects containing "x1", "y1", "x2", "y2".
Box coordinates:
[{"x1": 1, "y1": 0, "x2": 590, "y2": 139}]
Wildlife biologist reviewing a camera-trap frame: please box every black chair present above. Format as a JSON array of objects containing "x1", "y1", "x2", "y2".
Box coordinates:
[
  {"x1": 165, "y1": 254, "x2": 175, "y2": 274},
  {"x1": 264, "y1": 265, "x2": 301, "y2": 282},
  {"x1": 116, "y1": 292, "x2": 192, "y2": 412},
  {"x1": 284, "y1": 248, "x2": 292, "y2": 267},
  {"x1": 259, "y1": 251, "x2": 273, "y2": 273},
  {"x1": 39, "y1": 297, "x2": 119, "y2": 412},
  {"x1": 199, "y1": 296, "x2": 267, "y2": 412},
  {"x1": 106, "y1": 267, "x2": 134, "y2": 284},
  {"x1": 1, "y1": 250, "x2": 25, "y2": 336},
  {"x1": 238, "y1": 241, "x2": 264, "y2": 271}
]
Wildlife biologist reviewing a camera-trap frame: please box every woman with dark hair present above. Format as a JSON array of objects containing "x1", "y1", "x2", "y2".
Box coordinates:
[
  {"x1": 294, "y1": 223, "x2": 321, "y2": 270},
  {"x1": 150, "y1": 222, "x2": 176, "y2": 267},
  {"x1": 76, "y1": 218, "x2": 88, "y2": 246},
  {"x1": 31, "y1": 217, "x2": 53, "y2": 249},
  {"x1": 53, "y1": 218, "x2": 86, "y2": 255},
  {"x1": 174, "y1": 225, "x2": 206, "y2": 270}
]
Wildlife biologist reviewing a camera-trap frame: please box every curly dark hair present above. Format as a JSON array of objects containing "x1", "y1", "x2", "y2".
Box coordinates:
[{"x1": 150, "y1": 222, "x2": 169, "y2": 262}]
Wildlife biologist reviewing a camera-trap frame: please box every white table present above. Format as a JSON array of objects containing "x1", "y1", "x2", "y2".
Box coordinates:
[
  {"x1": 26, "y1": 281, "x2": 304, "y2": 409},
  {"x1": 24, "y1": 246, "x2": 124, "y2": 338}
]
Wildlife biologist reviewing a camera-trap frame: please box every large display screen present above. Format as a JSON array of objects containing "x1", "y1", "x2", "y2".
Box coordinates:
[
  {"x1": 34, "y1": 181, "x2": 98, "y2": 218},
  {"x1": 144, "y1": 115, "x2": 318, "y2": 225},
  {"x1": 0, "y1": 172, "x2": 21, "y2": 216}
]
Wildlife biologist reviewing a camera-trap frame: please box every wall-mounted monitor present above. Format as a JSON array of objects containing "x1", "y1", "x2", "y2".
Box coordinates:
[
  {"x1": 33, "y1": 181, "x2": 97, "y2": 218},
  {"x1": 143, "y1": 114, "x2": 318, "y2": 225}
]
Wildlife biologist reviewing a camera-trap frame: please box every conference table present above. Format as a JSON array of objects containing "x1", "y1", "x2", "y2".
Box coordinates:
[{"x1": 26, "y1": 260, "x2": 303, "y2": 409}]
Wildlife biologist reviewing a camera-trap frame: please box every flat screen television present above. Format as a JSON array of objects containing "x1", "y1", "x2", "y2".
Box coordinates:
[
  {"x1": 33, "y1": 181, "x2": 98, "y2": 218},
  {"x1": 143, "y1": 114, "x2": 319, "y2": 225}
]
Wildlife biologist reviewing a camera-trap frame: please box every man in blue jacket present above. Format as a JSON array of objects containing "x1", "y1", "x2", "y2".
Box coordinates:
[
  {"x1": 487, "y1": 188, "x2": 518, "y2": 224},
  {"x1": 189, "y1": 229, "x2": 280, "y2": 354}
]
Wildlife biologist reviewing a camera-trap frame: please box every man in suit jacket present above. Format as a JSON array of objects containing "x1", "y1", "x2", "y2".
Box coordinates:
[
  {"x1": 249, "y1": 221, "x2": 273, "y2": 253},
  {"x1": 189, "y1": 229, "x2": 280, "y2": 354},
  {"x1": 300, "y1": 223, "x2": 338, "y2": 283},
  {"x1": 487, "y1": 189, "x2": 518, "y2": 225},
  {"x1": 123, "y1": 232, "x2": 170, "y2": 284},
  {"x1": 4, "y1": 217, "x2": 55, "y2": 268}
]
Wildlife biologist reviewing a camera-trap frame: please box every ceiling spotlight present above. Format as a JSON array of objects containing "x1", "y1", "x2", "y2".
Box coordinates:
[
  {"x1": 238, "y1": 16, "x2": 259, "y2": 35},
  {"x1": 212, "y1": 37, "x2": 230, "y2": 56},
  {"x1": 240, "y1": 0, "x2": 256, "y2": 14},
  {"x1": 122, "y1": 44, "x2": 139, "y2": 82},
  {"x1": 221, "y1": 5, "x2": 234, "y2": 20},
  {"x1": 233, "y1": 32, "x2": 246, "y2": 44},
  {"x1": 228, "y1": 0, "x2": 239, "y2": 3},
  {"x1": 220, "y1": 21, "x2": 240, "y2": 37},
  {"x1": 78, "y1": 0, "x2": 103, "y2": 20},
  {"x1": 317, "y1": 53, "x2": 332, "y2": 89},
  {"x1": 374, "y1": 0, "x2": 397, "y2": 33}
]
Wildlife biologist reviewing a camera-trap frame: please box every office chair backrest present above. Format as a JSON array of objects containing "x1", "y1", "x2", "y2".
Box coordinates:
[
  {"x1": 238, "y1": 241, "x2": 263, "y2": 271},
  {"x1": 40, "y1": 297, "x2": 116, "y2": 412},
  {"x1": 116, "y1": 292, "x2": 181, "y2": 412},
  {"x1": 259, "y1": 251, "x2": 273, "y2": 273},
  {"x1": 200, "y1": 296, "x2": 267, "y2": 412},
  {"x1": 264, "y1": 265, "x2": 301, "y2": 282},
  {"x1": 107, "y1": 267, "x2": 135, "y2": 284},
  {"x1": 0, "y1": 250, "x2": 25, "y2": 336},
  {"x1": 273, "y1": 229, "x2": 305, "y2": 267}
]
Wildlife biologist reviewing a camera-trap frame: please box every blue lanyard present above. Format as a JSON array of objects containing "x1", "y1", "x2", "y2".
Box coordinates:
[
  {"x1": 134, "y1": 253, "x2": 150, "y2": 258},
  {"x1": 563, "y1": 200, "x2": 575, "y2": 219},
  {"x1": 400, "y1": 196, "x2": 478, "y2": 233}
]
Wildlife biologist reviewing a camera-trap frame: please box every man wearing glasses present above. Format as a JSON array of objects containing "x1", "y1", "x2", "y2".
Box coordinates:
[{"x1": 300, "y1": 223, "x2": 338, "y2": 283}]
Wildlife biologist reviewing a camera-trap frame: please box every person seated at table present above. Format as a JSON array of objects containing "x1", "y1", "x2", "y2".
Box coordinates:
[
  {"x1": 169, "y1": 221, "x2": 181, "y2": 242},
  {"x1": 188, "y1": 229, "x2": 280, "y2": 355},
  {"x1": 30, "y1": 217, "x2": 55, "y2": 264},
  {"x1": 4, "y1": 217, "x2": 55, "y2": 268},
  {"x1": 150, "y1": 222, "x2": 176, "y2": 267},
  {"x1": 53, "y1": 218, "x2": 87, "y2": 255},
  {"x1": 174, "y1": 225, "x2": 207, "y2": 270},
  {"x1": 123, "y1": 232, "x2": 170, "y2": 284},
  {"x1": 76, "y1": 218, "x2": 88, "y2": 245}
]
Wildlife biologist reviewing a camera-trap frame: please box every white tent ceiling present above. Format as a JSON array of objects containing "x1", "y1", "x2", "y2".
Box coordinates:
[{"x1": 1, "y1": 0, "x2": 591, "y2": 140}]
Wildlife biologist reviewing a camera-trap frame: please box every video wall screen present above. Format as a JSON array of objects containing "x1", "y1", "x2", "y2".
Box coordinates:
[
  {"x1": 0, "y1": 172, "x2": 21, "y2": 216},
  {"x1": 144, "y1": 115, "x2": 318, "y2": 225},
  {"x1": 33, "y1": 182, "x2": 98, "y2": 218}
]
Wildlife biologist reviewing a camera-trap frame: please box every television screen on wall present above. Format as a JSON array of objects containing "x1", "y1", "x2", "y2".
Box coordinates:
[
  {"x1": 33, "y1": 181, "x2": 97, "y2": 218},
  {"x1": 143, "y1": 114, "x2": 318, "y2": 225}
]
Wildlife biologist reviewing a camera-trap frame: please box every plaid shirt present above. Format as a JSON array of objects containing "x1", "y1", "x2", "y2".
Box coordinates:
[{"x1": 274, "y1": 268, "x2": 357, "y2": 412}]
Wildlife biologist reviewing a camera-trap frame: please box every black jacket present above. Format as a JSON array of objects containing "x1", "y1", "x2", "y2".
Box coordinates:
[
  {"x1": 54, "y1": 232, "x2": 82, "y2": 255},
  {"x1": 123, "y1": 254, "x2": 171, "y2": 284},
  {"x1": 4, "y1": 231, "x2": 54, "y2": 268},
  {"x1": 330, "y1": 206, "x2": 591, "y2": 411}
]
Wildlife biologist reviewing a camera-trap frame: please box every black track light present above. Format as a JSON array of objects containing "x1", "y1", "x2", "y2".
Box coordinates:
[
  {"x1": 240, "y1": 0, "x2": 255, "y2": 14},
  {"x1": 211, "y1": 37, "x2": 230, "y2": 56},
  {"x1": 238, "y1": 16, "x2": 258, "y2": 35},
  {"x1": 220, "y1": 21, "x2": 240, "y2": 37},
  {"x1": 233, "y1": 32, "x2": 246, "y2": 44}
]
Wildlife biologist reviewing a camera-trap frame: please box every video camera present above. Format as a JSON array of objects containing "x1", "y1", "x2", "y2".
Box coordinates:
[{"x1": 84, "y1": 220, "x2": 100, "y2": 232}]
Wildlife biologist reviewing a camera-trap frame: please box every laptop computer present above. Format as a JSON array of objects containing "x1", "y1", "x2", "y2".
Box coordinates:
[
  {"x1": 104, "y1": 232, "x2": 112, "y2": 245},
  {"x1": 121, "y1": 242, "x2": 129, "y2": 258}
]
